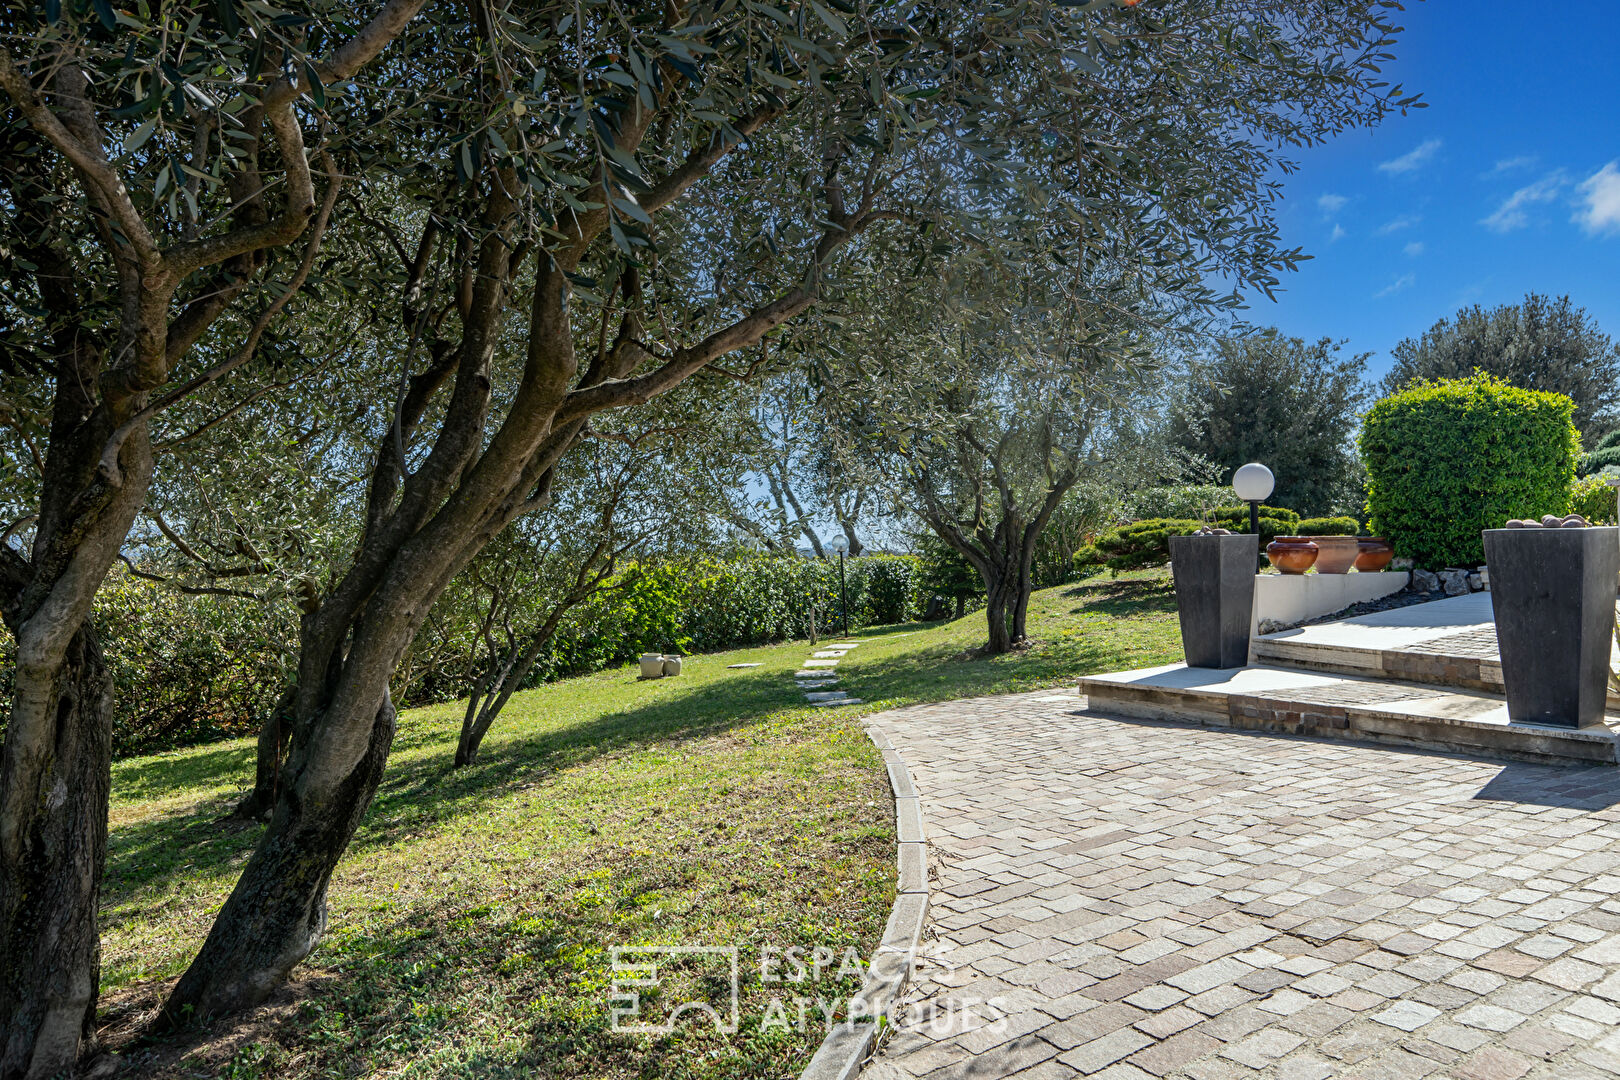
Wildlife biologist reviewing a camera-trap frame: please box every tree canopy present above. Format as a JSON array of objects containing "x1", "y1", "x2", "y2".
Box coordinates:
[
  {"x1": 1172, "y1": 333, "x2": 1370, "y2": 518},
  {"x1": 0, "y1": 0, "x2": 1420, "y2": 1071},
  {"x1": 1379, "y1": 293, "x2": 1620, "y2": 438}
]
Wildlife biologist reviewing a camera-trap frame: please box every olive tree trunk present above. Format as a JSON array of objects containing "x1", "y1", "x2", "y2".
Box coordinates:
[
  {"x1": 232, "y1": 686, "x2": 296, "y2": 821},
  {"x1": 0, "y1": 9, "x2": 424, "y2": 1067},
  {"x1": 165, "y1": 694, "x2": 396, "y2": 1018},
  {"x1": 160, "y1": 152, "x2": 875, "y2": 1016},
  {"x1": 0, "y1": 627, "x2": 114, "y2": 1080}
]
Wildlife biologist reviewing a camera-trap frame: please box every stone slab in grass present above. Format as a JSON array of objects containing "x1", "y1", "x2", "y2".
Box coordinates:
[
  {"x1": 812, "y1": 650, "x2": 849, "y2": 658},
  {"x1": 802, "y1": 659, "x2": 839, "y2": 668},
  {"x1": 810, "y1": 698, "x2": 862, "y2": 708},
  {"x1": 726, "y1": 662, "x2": 762, "y2": 669},
  {"x1": 804, "y1": 691, "x2": 850, "y2": 702}
]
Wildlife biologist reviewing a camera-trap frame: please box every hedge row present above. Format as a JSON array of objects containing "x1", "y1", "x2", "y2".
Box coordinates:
[
  {"x1": 542, "y1": 552, "x2": 930, "y2": 680},
  {"x1": 1295, "y1": 516, "x2": 1361, "y2": 537},
  {"x1": 0, "y1": 553, "x2": 940, "y2": 757}
]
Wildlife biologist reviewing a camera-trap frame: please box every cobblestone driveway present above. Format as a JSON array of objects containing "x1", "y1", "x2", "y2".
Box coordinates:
[{"x1": 865, "y1": 692, "x2": 1620, "y2": 1080}]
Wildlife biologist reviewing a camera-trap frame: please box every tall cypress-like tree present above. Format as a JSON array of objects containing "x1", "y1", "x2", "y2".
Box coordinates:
[{"x1": 1173, "y1": 334, "x2": 1370, "y2": 518}]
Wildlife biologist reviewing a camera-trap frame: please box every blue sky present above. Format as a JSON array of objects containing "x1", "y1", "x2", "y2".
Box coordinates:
[{"x1": 1251, "y1": 0, "x2": 1620, "y2": 384}]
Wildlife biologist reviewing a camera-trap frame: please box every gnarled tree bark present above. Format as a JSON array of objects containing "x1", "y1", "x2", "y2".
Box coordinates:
[{"x1": 0, "y1": 7, "x2": 424, "y2": 1071}]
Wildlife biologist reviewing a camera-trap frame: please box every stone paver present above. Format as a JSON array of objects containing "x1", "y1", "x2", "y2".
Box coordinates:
[
  {"x1": 865, "y1": 691, "x2": 1620, "y2": 1079},
  {"x1": 795, "y1": 641, "x2": 861, "y2": 707}
]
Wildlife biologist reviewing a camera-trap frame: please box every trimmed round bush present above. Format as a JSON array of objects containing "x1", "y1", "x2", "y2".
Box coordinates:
[
  {"x1": 1075, "y1": 506, "x2": 1297, "y2": 574},
  {"x1": 1212, "y1": 505, "x2": 1299, "y2": 548},
  {"x1": 1359, "y1": 373, "x2": 1579, "y2": 569},
  {"x1": 1075, "y1": 518, "x2": 1201, "y2": 573},
  {"x1": 1295, "y1": 516, "x2": 1360, "y2": 537}
]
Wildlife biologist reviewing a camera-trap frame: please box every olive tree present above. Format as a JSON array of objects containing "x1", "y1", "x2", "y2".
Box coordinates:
[
  {"x1": 0, "y1": 0, "x2": 1418, "y2": 1062},
  {"x1": 448, "y1": 389, "x2": 752, "y2": 767},
  {"x1": 0, "y1": 4, "x2": 423, "y2": 1071},
  {"x1": 827, "y1": 256, "x2": 1178, "y2": 652}
]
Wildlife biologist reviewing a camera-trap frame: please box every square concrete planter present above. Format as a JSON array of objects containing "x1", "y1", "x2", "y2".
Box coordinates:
[
  {"x1": 1168, "y1": 533, "x2": 1258, "y2": 669},
  {"x1": 1483, "y1": 526, "x2": 1619, "y2": 728}
]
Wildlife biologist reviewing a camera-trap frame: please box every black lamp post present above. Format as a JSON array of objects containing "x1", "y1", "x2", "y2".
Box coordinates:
[{"x1": 829, "y1": 534, "x2": 850, "y2": 637}]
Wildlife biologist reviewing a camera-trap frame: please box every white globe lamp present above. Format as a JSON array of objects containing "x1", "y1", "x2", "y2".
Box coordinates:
[{"x1": 1232, "y1": 463, "x2": 1275, "y2": 536}]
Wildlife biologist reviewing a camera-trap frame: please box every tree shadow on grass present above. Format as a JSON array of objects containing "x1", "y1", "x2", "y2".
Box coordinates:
[
  {"x1": 111, "y1": 742, "x2": 258, "y2": 805},
  {"x1": 102, "y1": 665, "x2": 822, "y2": 908},
  {"x1": 104, "y1": 815, "x2": 870, "y2": 1080},
  {"x1": 1061, "y1": 577, "x2": 1178, "y2": 618}
]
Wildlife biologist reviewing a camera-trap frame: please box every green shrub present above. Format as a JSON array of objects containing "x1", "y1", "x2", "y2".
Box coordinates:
[
  {"x1": 0, "y1": 570, "x2": 297, "y2": 756},
  {"x1": 1212, "y1": 505, "x2": 1300, "y2": 548},
  {"x1": 913, "y1": 535, "x2": 983, "y2": 619},
  {"x1": 529, "y1": 552, "x2": 927, "y2": 685},
  {"x1": 1076, "y1": 505, "x2": 1300, "y2": 575},
  {"x1": 1295, "y1": 516, "x2": 1360, "y2": 536},
  {"x1": 1570, "y1": 475, "x2": 1618, "y2": 525},
  {"x1": 1579, "y1": 444, "x2": 1620, "y2": 477},
  {"x1": 1360, "y1": 373, "x2": 1579, "y2": 568},
  {"x1": 1122, "y1": 484, "x2": 1242, "y2": 522},
  {"x1": 1076, "y1": 518, "x2": 1202, "y2": 573},
  {"x1": 850, "y1": 553, "x2": 923, "y2": 626}
]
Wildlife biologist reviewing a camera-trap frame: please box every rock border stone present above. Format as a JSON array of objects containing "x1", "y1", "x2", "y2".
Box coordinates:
[{"x1": 796, "y1": 719, "x2": 930, "y2": 1080}]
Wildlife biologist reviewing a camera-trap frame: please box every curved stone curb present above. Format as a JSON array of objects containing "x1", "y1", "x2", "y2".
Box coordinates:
[{"x1": 796, "y1": 718, "x2": 930, "y2": 1080}]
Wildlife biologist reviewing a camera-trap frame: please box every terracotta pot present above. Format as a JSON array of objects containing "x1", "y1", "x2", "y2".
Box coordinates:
[
  {"x1": 1311, "y1": 535, "x2": 1360, "y2": 575},
  {"x1": 1266, "y1": 536, "x2": 1319, "y2": 575},
  {"x1": 1354, "y1": 536, "x2": 1394, "y2": 573}
]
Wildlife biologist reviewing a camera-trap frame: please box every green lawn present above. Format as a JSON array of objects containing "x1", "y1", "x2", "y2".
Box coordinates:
[{"x1": 100, "y1": 571, "x2": 1180, "y2": 1079}]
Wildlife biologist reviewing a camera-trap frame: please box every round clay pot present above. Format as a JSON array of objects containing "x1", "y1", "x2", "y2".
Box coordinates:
[
  {"x1": 1266, "y1": 536, "x2": 1319, "y2": 574},
  {"x1": 1354, "y1": 536, "x2": 1394, "y2": 573},
  {"x1": 1311, "y1": 535, "x2": 1360, "y2": 574}
]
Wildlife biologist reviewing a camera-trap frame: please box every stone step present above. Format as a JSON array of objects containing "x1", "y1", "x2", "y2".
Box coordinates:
[
  {"x1": 1252, "y1": 631, "x2": 1506, "y2": 693},
  {"x1": 1078, "y1": 663, "x2": 1620, "y2": 765},
  {"x1": 1252, "y1": 628, "x2": 1620, "y2": 708}
]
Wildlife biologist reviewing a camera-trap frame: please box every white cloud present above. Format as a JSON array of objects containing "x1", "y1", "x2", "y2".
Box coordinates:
[
  {"x1": 1374, "y1": 273, "x2": 1415, "y2": 299},
  {"x1": 1575, "y1": 162, "x2": 1620, "y2": 235},
  {"x1": 1330, "y1": 223, "x2": 1346, "y2": 243},
  {"x1": 1375, "y1": 214, "x2": 1421, "y2": 235},
  {"x1": 1378, "y1": 139, "x2": 1442, "y2": 175},
  {"x1": 1481, "y1": 171, "x2": 1566, "y2": 232},
  {"x1": 1493, "y1": 155, "x2": 1537, "y2": 173},
  {"x1": 1317, "y1": 192, "x2": 1348, "y2": 216},
  {"x1": 1404, "y1": 241, "x2": 1424, "y2": 257}
]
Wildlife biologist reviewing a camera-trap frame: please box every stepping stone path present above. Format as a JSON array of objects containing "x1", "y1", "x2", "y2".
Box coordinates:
[
  {"x1": 796, "y1": 641, "x2": 862, "y2": 707},
  {"x1": 863, "y1": 689, "x2": 1620, "y2": 1080}
]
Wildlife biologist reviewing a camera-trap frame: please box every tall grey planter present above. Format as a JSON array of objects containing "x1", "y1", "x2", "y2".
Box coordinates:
[
  {"x1": 1169, "y1": 533, "x2": 1258, "y2": 670},
  {"x1": 1483, "y1": 526, "x2": 1619, "y2": 729}
]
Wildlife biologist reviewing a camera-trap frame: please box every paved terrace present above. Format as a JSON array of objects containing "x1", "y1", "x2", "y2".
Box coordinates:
[{"x1": 865, "y1": 690, "x2": 1620, "y2": 1080}]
